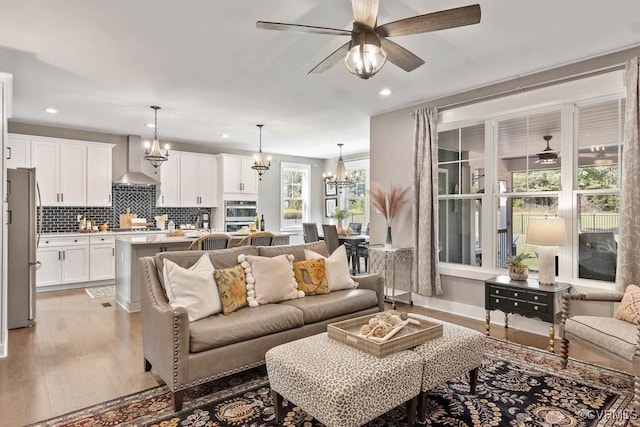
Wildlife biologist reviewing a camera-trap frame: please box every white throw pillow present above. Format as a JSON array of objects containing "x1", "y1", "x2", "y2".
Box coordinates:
[
  {"x1": 238, "y1": 253, "x2": 304, "y2": 307},
  {"x1": 304, "y1": 246, "x2": 358, "y2": 291},
  {"x1": 162, "y1": 253, "x2": 222, "y2": 322}
]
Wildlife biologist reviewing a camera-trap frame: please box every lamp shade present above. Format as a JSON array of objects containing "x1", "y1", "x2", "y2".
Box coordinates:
[{"x1": 525, "y1": 218, "x2": 567, "y2": 246}]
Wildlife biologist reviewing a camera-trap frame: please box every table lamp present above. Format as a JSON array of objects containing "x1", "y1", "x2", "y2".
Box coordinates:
[{"x1": 525, "y1": 217, "x2": 566, "y2": 285}]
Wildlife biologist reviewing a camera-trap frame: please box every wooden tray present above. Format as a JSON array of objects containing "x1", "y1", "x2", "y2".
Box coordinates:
[
  {"x1": 166, "y1": 230, "x2": 185, "y2": 237},
  {"x1": 327, "y1": 312, "x2": 443, "y2": 358}
]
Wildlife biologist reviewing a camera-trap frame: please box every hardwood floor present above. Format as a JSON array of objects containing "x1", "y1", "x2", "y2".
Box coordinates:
[{"x1": 0, "y1": 289, "x2": 627, "y2": 426}]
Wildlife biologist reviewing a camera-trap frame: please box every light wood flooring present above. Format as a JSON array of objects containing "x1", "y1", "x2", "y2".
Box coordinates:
[{"x1": 0, "y1": 288, "x2": 627, "y2": 426}]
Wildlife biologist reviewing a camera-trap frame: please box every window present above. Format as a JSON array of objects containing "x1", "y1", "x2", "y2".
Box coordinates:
[
  {"x1": 496, "y1": 109, "x2": 561, "y2": 271},
  {"x1": 437, "y1": 123, "x2": 484, "y2": 266},
  {"x1": 280, "y1": 162, "x2": 311, "y2": 231},
  {"x1": 575, "y1": 99, "x2": 623, "y2": 282},
  {"x1": 345, "y1": 159, "x2": 369, "y2": 228},
  {"x1": 437, "y1": 92, "x2": 625, "y2": 285}
]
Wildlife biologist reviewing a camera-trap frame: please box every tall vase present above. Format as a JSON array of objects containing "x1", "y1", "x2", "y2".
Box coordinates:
[{"x1": 385, "y1": 226, "x2": 393, "y2": 249}]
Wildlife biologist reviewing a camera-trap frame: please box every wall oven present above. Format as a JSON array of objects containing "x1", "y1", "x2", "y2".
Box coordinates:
[{"x1": 224, "y1": 200, "x2": 257, "y2": 232}]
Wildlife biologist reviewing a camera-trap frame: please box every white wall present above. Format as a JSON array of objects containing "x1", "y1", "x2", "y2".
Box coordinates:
[{"x1": 0, "y1": 73, "x2": 12, "y2": 357}]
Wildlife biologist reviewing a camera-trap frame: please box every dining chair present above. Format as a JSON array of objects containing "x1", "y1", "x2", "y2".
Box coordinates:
[
  {"x1": 322, "y1": 224, "x2": 341, "y2": 254},
  {"x1": 302, "y1": 222, "x2": 320, "y2": 243},
  {"x1": 349, "y1": 223, "x2": 362, "y2": 234},
  {"x1": 356, "y1": 223, "x2": 370, "y2": 273},
  {"x1": 236, "y1": 231, "x2": 275, "y2": 247},
  {"x1": 187, "y1": 233, "x2": 232, "y2": 250}
]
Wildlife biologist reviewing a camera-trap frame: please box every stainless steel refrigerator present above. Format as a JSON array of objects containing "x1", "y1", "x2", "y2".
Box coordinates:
[{"x1": 7, "y1": 167, "x2": 40, "y2": 329}]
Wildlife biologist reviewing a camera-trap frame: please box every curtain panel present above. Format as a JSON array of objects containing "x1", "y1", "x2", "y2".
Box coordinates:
[
  {"x1": 617, "y1": 57, "x2": 640, "y2": 291},
  {"x1": 412, "y1": 107, "x2": 442, "y2": 296}
]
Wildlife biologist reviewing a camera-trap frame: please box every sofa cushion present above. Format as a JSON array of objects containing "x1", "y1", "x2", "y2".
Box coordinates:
[
  {"x1": 258, "y1": 241, "x2": 329, "y2": 262},
  {"x1": 163, "y1": 253, "x2": 221, "y2": 321},
  {"x1": 189, "y1": 304, "x2": 305, "y2": 353},
  {"x1": 155, "y1": 246, "x2": 259, "y2": 289},
  {"x1": 214, "y1": 264, "x2": 248, "y2": 315},
  {"x1": 616, "y1": 284, "x2": 640, "y2": 324},
  {"x1": 305, "y1": 246, "x2": 357, "y2": 291},
  {"x1": 240, "y1": 254, "x2": 303, "y2": 307},
  {"x1": 279, "y1": 289, "x2": 378, "y2": 324},
  {"x1": 294, "y1": 259, "x2": 330, "y2": 296},
  {"x1": 564, "y1": 315, "x2": 637, "y2": 361}
]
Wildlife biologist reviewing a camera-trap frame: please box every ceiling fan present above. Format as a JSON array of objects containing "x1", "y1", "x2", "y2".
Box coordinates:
[
  {"x1": 256, "y1": 0, "x2": 481, "y2": 79},
  {"x1": 535, "y1": 135, "x2": 559, "y2": 165},
  {"x1": 580, "y1": 145, "x2": 616, "y2": 165}
]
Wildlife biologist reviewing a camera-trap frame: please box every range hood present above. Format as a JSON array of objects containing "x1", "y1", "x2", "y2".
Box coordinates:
[{"x1": 113, "y1": 135, "x2": 160, "y2": 185}]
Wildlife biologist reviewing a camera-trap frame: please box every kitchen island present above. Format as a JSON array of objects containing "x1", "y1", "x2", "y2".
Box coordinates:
[{"x1": 114, "y1": 232, "x2": 295, "y2": 312}]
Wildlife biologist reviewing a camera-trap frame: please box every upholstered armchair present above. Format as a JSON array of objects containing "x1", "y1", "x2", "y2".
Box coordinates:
[{"x1": 560, "y1": 292, "x2": 640, "y2": 411}]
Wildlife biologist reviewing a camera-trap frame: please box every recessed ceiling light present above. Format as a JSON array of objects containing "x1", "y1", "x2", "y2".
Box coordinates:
[
  {"x1": 146, "y1": 123, "x2": 155, "y2": 128},
  {"x1": 379, "y1": 88, "x2": 392, "y2": 96},
  {"x1": 44, "y1": 107, "x2": 58, "y2": 114},
  {"x1": 221, "y1": 134, "x2": 230, "y2": 138}
]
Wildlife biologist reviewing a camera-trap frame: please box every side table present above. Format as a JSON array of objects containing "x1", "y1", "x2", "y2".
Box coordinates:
[
  {"x1": 369, "y1": 246, "x2": 413, "y2": 309},
  {"x1": 484, "y1": 275, "x2": 570, "y2": 352}
]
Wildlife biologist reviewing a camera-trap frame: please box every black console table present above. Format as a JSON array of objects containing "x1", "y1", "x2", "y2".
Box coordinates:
[{"x1": 484, "y1": 275, "x2": 570, "y2": 351}]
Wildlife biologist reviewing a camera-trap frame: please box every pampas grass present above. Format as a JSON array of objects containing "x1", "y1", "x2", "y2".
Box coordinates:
[{"x1": 370, "y1": 182, "x2": 411, "y2": 225}]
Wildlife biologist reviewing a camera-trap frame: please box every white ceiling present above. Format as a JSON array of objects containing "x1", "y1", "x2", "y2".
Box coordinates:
[{"x1": 0, "y1": 0, "x2": 639, "y2": 159}]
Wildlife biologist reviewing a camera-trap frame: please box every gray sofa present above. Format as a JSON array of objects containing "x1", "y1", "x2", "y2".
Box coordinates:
[{"x1": 139, "y1": 241, "x2": 384, "y2": 411}]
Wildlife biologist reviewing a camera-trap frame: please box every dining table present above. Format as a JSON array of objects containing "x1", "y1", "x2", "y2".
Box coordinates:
[{"x1": 337, "y1": 234, "x2": 369, "y2": 275}]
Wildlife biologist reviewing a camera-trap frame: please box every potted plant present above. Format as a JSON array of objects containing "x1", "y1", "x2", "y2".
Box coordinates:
[
  {"x1": 506, "y1": 253, "x2": 534, "y2": 280},
  {"x1": 332, "y1": 207, "x2": 349, "y2": 234}
]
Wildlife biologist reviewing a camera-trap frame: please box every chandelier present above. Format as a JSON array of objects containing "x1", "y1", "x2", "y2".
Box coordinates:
[
  {"x1": 144, "y1": 106, "x2": 169, "y2": 168},
  {"x1": 251, "y1": 124, "x2": 271, "y2": 180},
  {"x1": 323, "y1": 143, "x2": 351, "y2": 188}
]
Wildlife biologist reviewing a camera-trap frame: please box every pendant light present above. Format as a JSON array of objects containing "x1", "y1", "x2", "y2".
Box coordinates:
[
  {"x1": 251, "y1": 124, "x2": 271, "y2": 180},
  {"x1": 144, "y1": 105, "x2": 170, "y2": 168},
  {"x1": 323, "y1": 143, "x2": 351, "y2": 188}
]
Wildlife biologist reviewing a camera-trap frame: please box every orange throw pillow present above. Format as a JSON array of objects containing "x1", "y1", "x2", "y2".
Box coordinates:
[
  {"x1": 294, "y1": 259, "x2": 329, "y2": 296},
  {"x1": 615, "y1": 285, "x2": 640, "y2": 324},
  {"x1": 214, "y1": 265, "x2": 247, "y2": 315}
]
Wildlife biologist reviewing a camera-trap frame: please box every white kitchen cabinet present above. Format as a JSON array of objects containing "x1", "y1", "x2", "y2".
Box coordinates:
[
  {"x1": 35, "y1": 247, "x2": 63, "y2": 287},
  {"x1": 36, "y1": 236, "x2": 90, "y2": 288},
  {"x1": 86, "y1": 144, "x2": 114, "y2": 206},
  {"x1": 32, "y1": 138, "x2": 86, "y2": 206},
  {"x1": 157, "y1": 155, "x2": 180, "y2": 207},
  {"x1": 221, "y1": 154, "x2": 258, "y2": 195},
  {"x1": 89, "y1": 235, "x2": 115, "y2": 281},
  {"x1": 6, "y1": 135, "x2": 31, "y2": 169},
  {"x1": 180, "y1": 153, "x2": 218, "y2": 207}
]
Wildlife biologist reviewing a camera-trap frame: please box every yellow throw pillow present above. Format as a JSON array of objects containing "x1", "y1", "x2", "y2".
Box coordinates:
[
  {"x1": 214, "y1": 264, "x2": 248, "y2": 315},
  {"x1": 294, "y1": 259, "x2": 329, "y2": 296},
  {"x1": 616, "y1": 285, "x2": 640, "y2": 324}
]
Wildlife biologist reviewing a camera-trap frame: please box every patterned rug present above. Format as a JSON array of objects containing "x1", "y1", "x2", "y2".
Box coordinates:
[
  {"x1": 29, "y1": 337, "x2": 636, "y2": 427},
  {"x1": 85, "y1": 285, "x2": 116, "y2": 299}
]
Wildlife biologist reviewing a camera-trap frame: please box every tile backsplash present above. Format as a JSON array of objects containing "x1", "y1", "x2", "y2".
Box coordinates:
[{"x1": 39, "y1": 184, "x2": 215, "y2": 233}]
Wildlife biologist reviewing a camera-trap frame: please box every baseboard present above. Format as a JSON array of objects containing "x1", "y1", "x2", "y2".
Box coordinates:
[{"x1": 411, "y1": 294, "x2": 553, "y2": 337}]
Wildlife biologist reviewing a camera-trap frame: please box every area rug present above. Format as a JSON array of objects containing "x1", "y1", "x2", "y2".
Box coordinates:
[
  {"x1": 85, "y1": 285, "x2": 116, "y2": 299},
  {"x1": 29, "y1": 337, "x2": 636, "y2": 426}
]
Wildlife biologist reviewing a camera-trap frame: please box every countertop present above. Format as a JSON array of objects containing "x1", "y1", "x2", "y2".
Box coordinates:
[
  {"x1": 41, "y1": 230, "x2": 165, "y2": 238},
  {"x1": 115, "y1": 231, "x2": 297, "y2": 245}
]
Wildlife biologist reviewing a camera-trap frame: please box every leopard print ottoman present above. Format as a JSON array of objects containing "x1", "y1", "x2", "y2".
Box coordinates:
[
  {"x1": 409, "y1": 314, "x2": 486, "y2": 421},
  {"x1": 265, "y1": 332, "x2": 423, "y2": 427}
]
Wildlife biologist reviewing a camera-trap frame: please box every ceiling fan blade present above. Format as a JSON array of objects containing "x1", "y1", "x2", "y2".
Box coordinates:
[
  {"x1": 379, "y1": 38, "x2": 424, "y2": 72},
  {"x1": 376, "y1": 4, "x2": 481, "y2": 37},
  {"x1": 352, "y1": 0, "x2": 379, "y2": 28},
  {"x1": 256, "y1": 21, "x2": 352, "y2": 36},
  {"x1": 308, "y1": 42, "x2": 351, "y2": 74}
]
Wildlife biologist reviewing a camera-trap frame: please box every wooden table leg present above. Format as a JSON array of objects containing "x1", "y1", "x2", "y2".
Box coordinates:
[
  {"x1": 272, "y1": 390, "x2": 284, "y2": 423},
  {"x1": 485, "y1": 310, "x2": 490, "y2": 335},
  {"x1": 548, "y1": 324, "x2": 555, "y2": 352},
  {"x1": 406, "y1": 395, "x2": 418, "y2": 427},
  {"x1": 418, "y1": 391, "x2": 427, "y2": 423},
  {"x1": 469, "y1": 367, "x2": 479, "y2": 394},
  {"x1": 504, "y1": 312, "x2": 509, "y2": 329}
]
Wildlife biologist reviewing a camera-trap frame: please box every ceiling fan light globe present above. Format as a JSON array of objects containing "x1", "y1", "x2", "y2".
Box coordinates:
[{"x1": 344, "y1": 43, "x2": 387, "y2": 79}]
